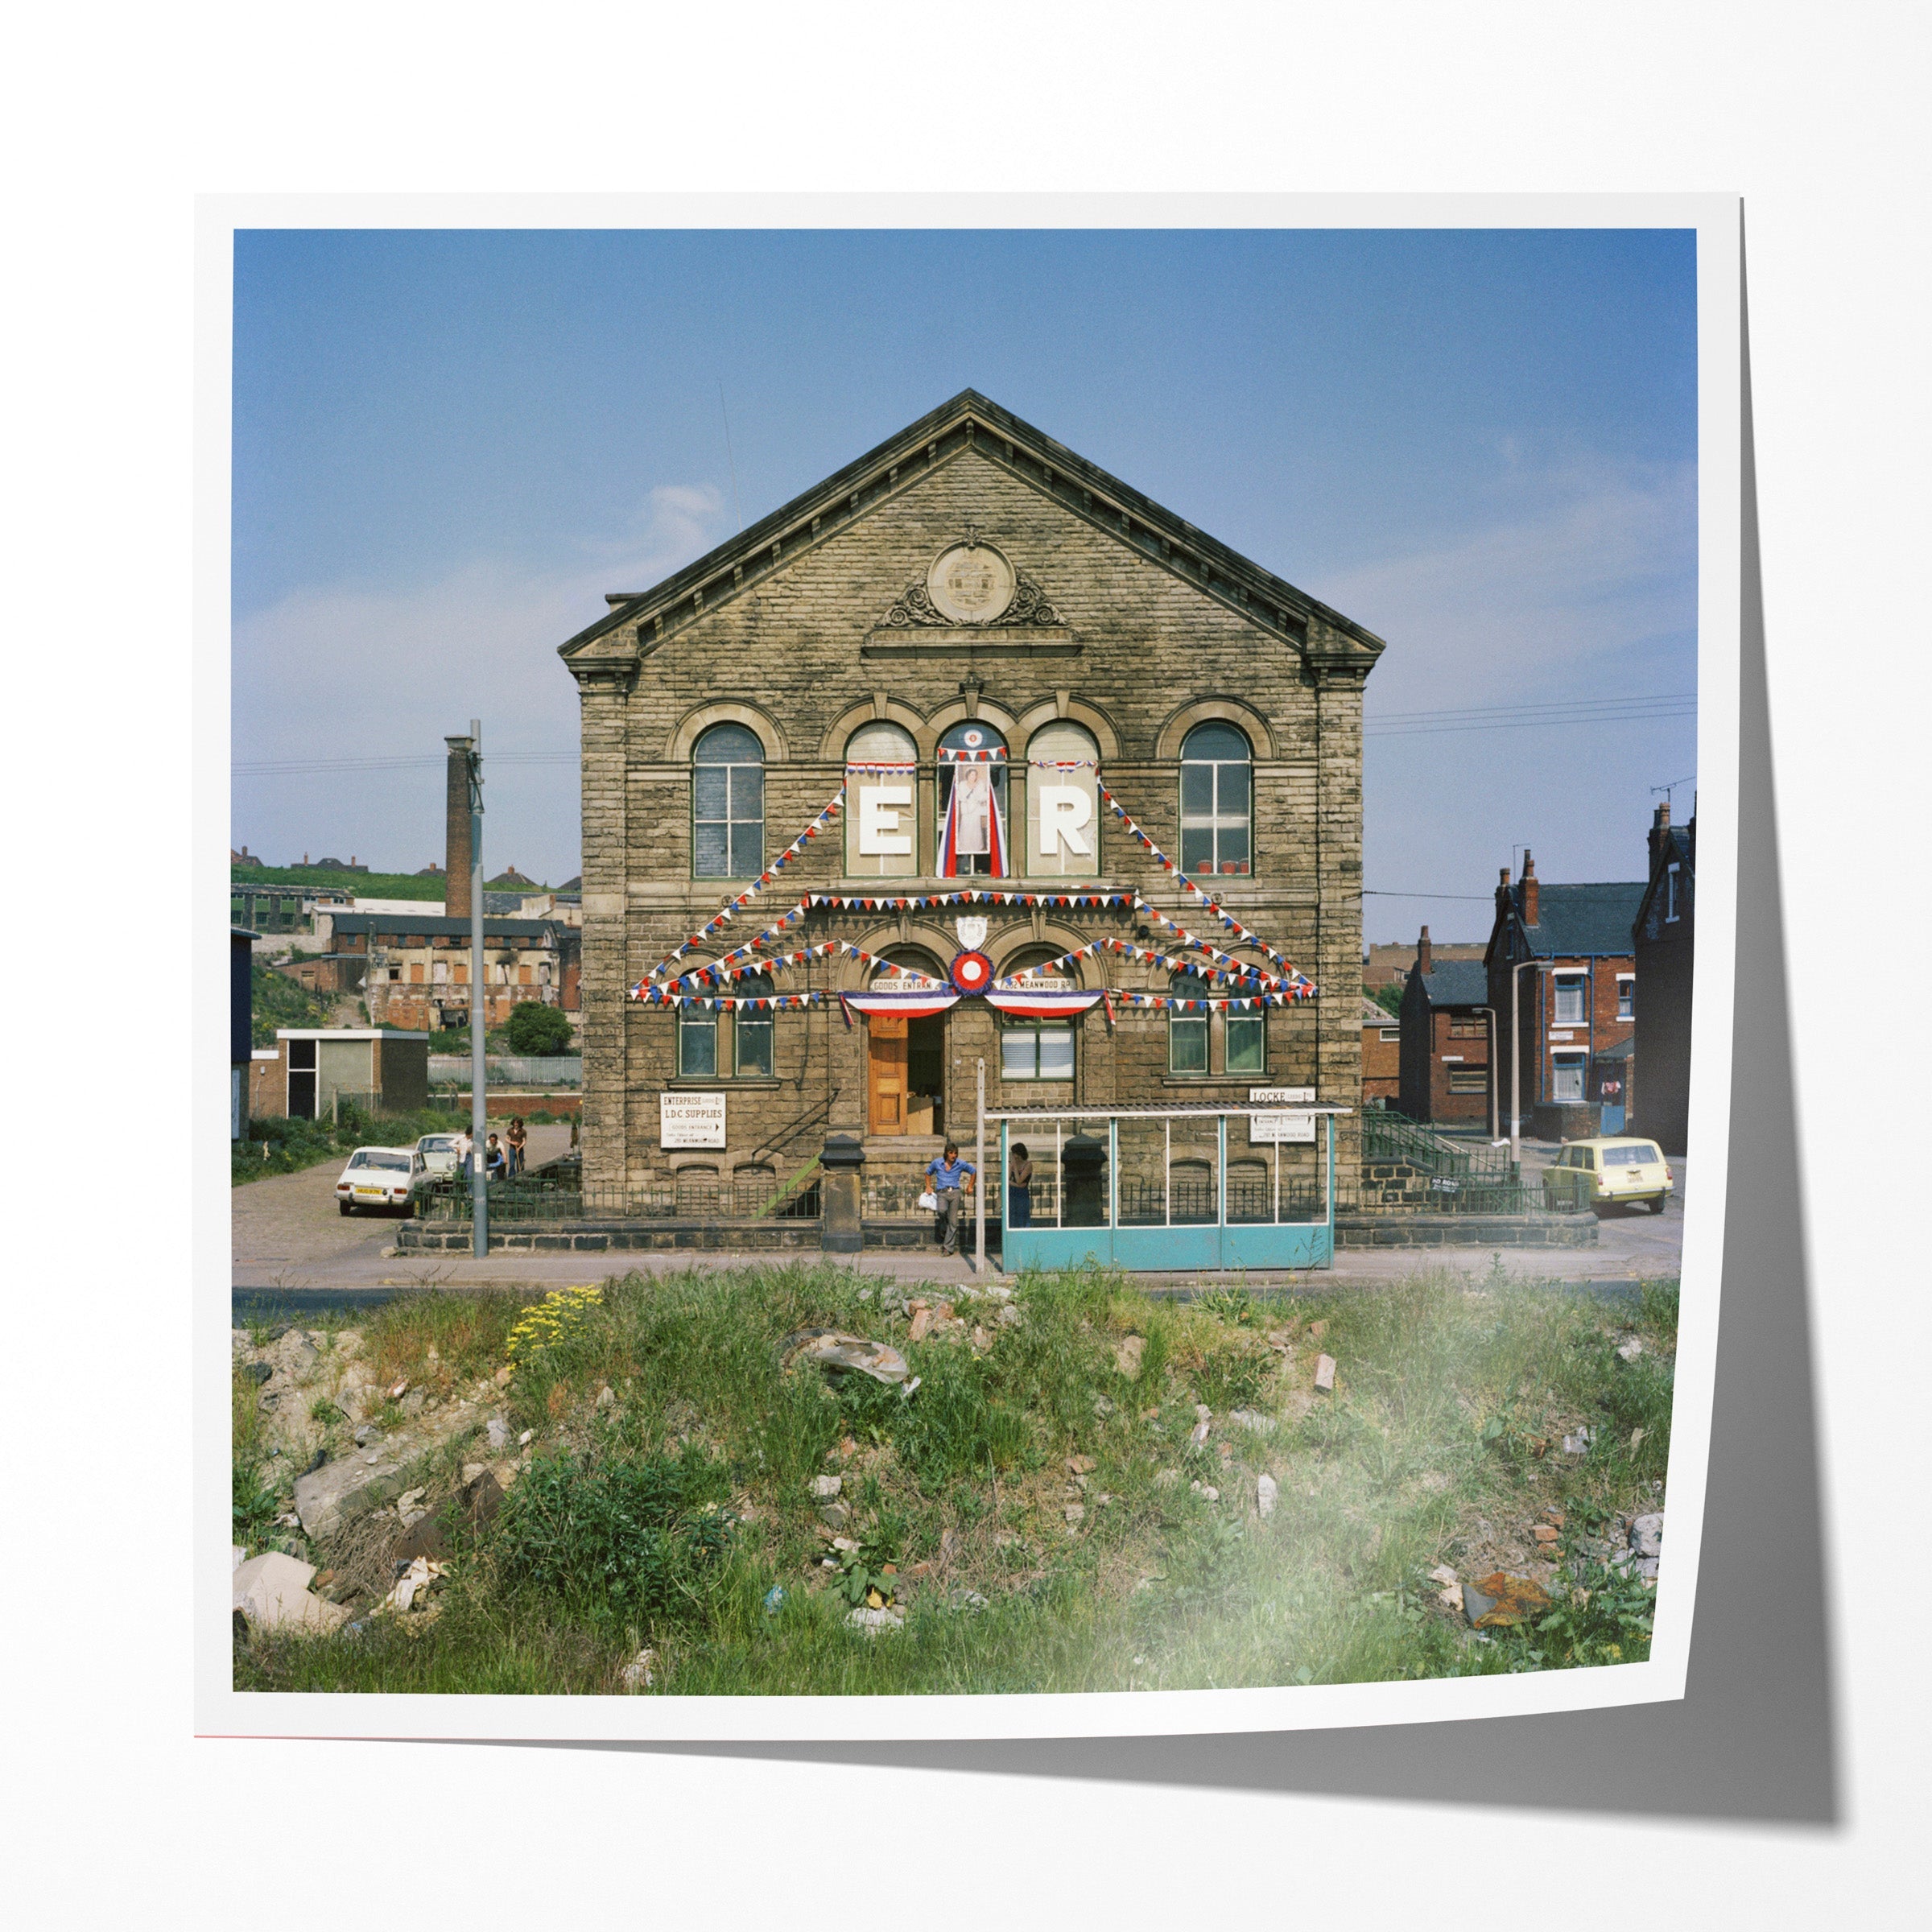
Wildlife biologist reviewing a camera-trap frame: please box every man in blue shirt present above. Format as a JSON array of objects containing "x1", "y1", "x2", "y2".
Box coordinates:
[{"x1": 926, "y1": 1141, "x2": 976, "y2": 1256}]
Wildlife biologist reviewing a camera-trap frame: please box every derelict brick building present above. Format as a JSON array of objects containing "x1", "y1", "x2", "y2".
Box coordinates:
[{"x1": 559, "y1": 393, "x2": 1384, "y2": 1212}]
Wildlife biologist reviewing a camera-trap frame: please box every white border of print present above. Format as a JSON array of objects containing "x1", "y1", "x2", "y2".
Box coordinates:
[{"x1": 196, "y1": 191, "x2": 1739, "y2": 1743}]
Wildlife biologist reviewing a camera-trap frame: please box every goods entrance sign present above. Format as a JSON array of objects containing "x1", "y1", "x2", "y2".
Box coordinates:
[
  {"x1": 660, "y1": 1092, "x2": 726, "y2": 1149},
  {"x1": 1249, "y1": 1086, "x2": 1316, "y2": 1144}
]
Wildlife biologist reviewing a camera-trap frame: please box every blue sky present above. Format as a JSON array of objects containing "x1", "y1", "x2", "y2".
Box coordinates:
[{"x1": 233, "y1": 226, "x2": 1696, "y2": 942}]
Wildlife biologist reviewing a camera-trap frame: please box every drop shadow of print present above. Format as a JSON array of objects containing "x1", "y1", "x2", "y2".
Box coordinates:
[{"x1": 497, "y1": 223, "x2": 1839, "y2": 1825}]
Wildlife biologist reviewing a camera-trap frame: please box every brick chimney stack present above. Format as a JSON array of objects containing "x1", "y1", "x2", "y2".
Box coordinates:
[
  {"x1": 1521, "y1": 850, "x2": 1539, "y2": 925},
  {"x1": 445, "y1": 736, "x2": 474, "y2": 921},
  {"x1": 1649, "y1": 799, "x2": 1672, "y2": 872},
  {"x1": 1417, "y1": 924, "x2": 1433, "y2": 976}
]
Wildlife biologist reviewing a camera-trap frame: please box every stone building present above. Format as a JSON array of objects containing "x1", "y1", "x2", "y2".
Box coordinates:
[{"x1": 559, "y1": 391, "x2": 1384, "y2": 1214}]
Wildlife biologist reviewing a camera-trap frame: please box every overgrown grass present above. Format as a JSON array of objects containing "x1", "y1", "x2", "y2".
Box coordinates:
[{"x1": 236, "y1": 1263, "x2": 1678, "y2": 1695}]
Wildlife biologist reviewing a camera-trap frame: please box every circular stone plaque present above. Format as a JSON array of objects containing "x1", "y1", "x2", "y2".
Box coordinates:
[{"x1": 927, "y1": 543, "x2": 1016, "y2": 624}]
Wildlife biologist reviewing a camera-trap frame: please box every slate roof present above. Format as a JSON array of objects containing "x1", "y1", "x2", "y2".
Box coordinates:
[
  {"x1": 1512, "y1": 882, "x2": 1647, "y2": 960},
  {"x1": 1418, "y1": 960, "x2": 1492, "y2": 1006}
]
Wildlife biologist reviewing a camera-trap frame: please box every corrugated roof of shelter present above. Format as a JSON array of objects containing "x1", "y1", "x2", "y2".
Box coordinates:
[
  {"x1": 328, "y1": 914, "x2": 563, "y2": 939},
  {"x1": 1517, "y1": 881, "x2": 1647, "y2": 958},
  {"x1": 1419, "y1": 960, "x2": 1491, "y2": 1005}
]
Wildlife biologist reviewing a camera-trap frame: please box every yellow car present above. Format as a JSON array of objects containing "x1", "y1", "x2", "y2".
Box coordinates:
[{"x1": 1545, "y1": 1137, "x2": 1674, "y2": 1213}]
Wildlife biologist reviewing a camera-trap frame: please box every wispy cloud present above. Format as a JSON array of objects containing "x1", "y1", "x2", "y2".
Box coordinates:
[
  {"x1": 1319, "y1": 456, "x2": 1698, "y2": 709},
  {"x1": 231, "y1": 485, "x2": 726, "y2": 876}
]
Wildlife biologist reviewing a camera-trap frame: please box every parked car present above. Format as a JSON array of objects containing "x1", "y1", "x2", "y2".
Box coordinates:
[
  {"x1": 414, "y1": 1133, "x2": 464, "y2": 1180},
  {"x1": 335, "y1": 1146, "x2": 425, "y2": 1216},
  {"x1": 1544, "y1": 1137, "x2": 1674, "y2": 1214}
]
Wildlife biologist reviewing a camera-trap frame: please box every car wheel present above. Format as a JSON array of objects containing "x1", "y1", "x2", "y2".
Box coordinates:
[
  {"x1": 339, "y1": 1201, "x2": 353, "y2": 1216},
  {"x1": 1649, "y1": 1195, "x2": 1669, "y2": 1215}
]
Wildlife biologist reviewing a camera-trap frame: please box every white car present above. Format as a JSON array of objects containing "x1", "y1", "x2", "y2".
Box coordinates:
[
  {"x1": 414, "y1": 1133, "x2": 464, "y2": 1179},
  {"x1": 335, "y1": 1146, "x2": 424, "y2": 1216}
]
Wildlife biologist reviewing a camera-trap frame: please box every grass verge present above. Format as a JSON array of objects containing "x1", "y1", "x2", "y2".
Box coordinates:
[{"x1": 235, "y1": 1261, "x2": 1676, "y2": 1695}]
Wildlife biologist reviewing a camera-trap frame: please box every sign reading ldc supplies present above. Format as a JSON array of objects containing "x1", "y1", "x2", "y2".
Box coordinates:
[
  {"x1": 660, "y1": 1092, "x2": 726, "y2": 1149},
  {"x1": 1248, "y1": 1086, "x2": 1316, "y2": 1144}
]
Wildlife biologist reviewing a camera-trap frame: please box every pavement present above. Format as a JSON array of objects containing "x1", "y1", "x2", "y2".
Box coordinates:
[{"x1": 233, "y1": 1129, "x2": 1683, "y2": 1315}]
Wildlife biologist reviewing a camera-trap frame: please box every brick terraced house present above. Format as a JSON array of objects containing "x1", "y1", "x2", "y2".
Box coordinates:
[
  {"x1": 1485, "y1": 852, "x2": 1645, "y2": 1142},
  {"x1": 1397, "y1": 927, "x2": 1496, "y2": 1128},
  {"x1": 1632, "y1": 799, "x2": 1695, "y2": 1154},
  {"x1": 559, "y1": 392, "x2": 1385, "y2": 1216}
]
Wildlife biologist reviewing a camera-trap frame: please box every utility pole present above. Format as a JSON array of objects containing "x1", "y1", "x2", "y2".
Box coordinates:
[
  {"x1": 463, "y1": 720, "x2": 488, "y2": 1259},
  {"x1": 974, "y1": 1058, "x2": 986, "y2": 1275},
  {"x1": 1509, "y1": 960, "x2": 1542, "y2": 1174}
]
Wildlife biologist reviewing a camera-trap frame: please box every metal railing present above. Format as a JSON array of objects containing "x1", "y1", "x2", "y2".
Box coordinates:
[
  {"x1": 416, "y1": 1174, "x2": 821, "y2": 1224},
  {"x1": 427, "y1": 1055, "x2": 582, "y2": 1086},
  {"x1": 1361, "y1": 1109, "x2": 1513, "y2": 1186}
]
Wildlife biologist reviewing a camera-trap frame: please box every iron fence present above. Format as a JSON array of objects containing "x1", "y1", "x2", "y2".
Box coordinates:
[
  {"x1": 1361, "y1": 1109, "x2": 1513, "y2": 1186},
  {"x1": 427, "y1": 1055, "x2": 583, "y2": 1087},
  {"x1": 416, "y1": 1174, "x2": 820, "y2": 1224}
]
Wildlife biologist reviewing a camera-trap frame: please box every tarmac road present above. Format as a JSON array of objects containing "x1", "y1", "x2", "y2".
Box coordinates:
[{"x1": 232, "y1": 1131, "x2": 1685, "y2": 1315}]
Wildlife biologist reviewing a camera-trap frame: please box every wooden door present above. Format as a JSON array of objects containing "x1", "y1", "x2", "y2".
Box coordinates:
[{"x1": 868, "y1": 1013, "x2": 910, "y2": 1134}]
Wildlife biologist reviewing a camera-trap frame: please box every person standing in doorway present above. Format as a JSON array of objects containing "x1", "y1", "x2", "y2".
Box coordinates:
[
  {"x1": 926, "y1": 1140, "x2": 976, "y2": 1257},
  {"x1": 1007, "y1": 1141, "x2": 1033, "y2": 1229}
]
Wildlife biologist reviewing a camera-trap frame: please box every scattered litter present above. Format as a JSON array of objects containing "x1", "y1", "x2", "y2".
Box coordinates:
[
  {"x1": 518, "y1": 1429, "x2": 534, "y2": 1447},
  {"x1": 1630, "y1": 1511, "x2": 1664, "y2": 1558},
  {"x1": 1463, "y1": 1571, "x2": 1551, "y2": 1629},
  {"x1": 1561, "y1": 1427, "x2": 1594, "y2": 1455},
  {"x1": 1314, "y1": 1355, "x2": 1337, "y2": 1393},
  {"x1": 844, "y1": 1606, "x2": 904, "y2": 1634},
  {"x1": 1228, "y1": 1409, "x2": 1278, "y2": 1434},
  {"x1": 780, "y1": 1329, "x2": 912, "y2": 1385},
  {"x1": 762, "y1": 1587, "x2": 787, "y2": 1616},
  {"x1": 620, "y1": 1647, "x2": 656, "y2": 1690},
  {"x1": 380, "y1": 1556, "x2": 449, "y2": 1616},
  {"x1": 387, "y1": 1380, "x2": 408, "y2": 1401},
  {"x1": 1256, "y1": 1474, "x2": 1279, "y2": 1519}
]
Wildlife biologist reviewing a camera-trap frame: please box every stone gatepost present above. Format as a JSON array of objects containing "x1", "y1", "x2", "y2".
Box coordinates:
[{"x1": 819, "y1": 1134, "x2": 866, "y2": 1254}]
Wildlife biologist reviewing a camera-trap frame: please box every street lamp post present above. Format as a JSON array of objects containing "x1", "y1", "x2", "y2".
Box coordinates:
[
  {"x1": 1508, "y1": 959, "x2": 1546, "y2": 1175},
  {"x1": 464, "y1": 721, "x2": 487, "y2": 1260}
]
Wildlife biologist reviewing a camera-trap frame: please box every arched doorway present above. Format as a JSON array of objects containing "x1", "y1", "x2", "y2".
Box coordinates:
[{"x1": 866, "y1": 946, "x2": 949, "y2": 1138}]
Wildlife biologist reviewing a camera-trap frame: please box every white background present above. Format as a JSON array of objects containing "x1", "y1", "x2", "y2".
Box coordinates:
[{"x1": 7, "y1": 3, "x2": 1926, "y2": 1922}]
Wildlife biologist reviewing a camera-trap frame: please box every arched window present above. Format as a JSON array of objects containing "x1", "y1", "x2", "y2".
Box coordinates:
[
  {"x1": 937, "y1": 720, "x2": 1009, "y2": 877},
  {"x1": 1024, "y1": 721, "x2": 1100, "y2": 877},
  {"x1": 845, "y1": 720, "x2": 919, "y2": 878},
  {"x1": 693, "y1": 723, "x2": 764, "y2": 879},
  {"x1": 1179, "y1": 721, "x2": 1252, "y2": 877}
]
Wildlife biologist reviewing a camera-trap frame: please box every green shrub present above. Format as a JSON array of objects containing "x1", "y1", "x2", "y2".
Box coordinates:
[
  {"x1": 502, "y1": 1001, "x2": 575, "y2": 1055},
  {"x1": 487, "y1": 1448, "x2": 734, "y2": 1632}
]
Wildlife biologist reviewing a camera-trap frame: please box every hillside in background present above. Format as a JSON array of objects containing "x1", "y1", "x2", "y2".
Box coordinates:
[{"x1": 233, "y1": 861, "x2": 558, "y2": 899}]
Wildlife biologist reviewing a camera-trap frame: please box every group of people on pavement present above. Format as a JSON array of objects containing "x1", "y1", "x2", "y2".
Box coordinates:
[
  {"x1": 923, "y1": 1138, "x2": 1034, "y2": 1256},
  {"x1": 455, "y1": 1115, "x2": 528, "y2": 1184}
]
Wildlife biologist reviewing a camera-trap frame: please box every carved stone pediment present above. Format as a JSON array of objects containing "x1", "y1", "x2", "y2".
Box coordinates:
[{"x1": 885, "y1": 534, "x2": 1060, "y2": 630}]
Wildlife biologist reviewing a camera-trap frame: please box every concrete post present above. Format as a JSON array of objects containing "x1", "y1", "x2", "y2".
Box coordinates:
[{"x1": 819, "y1": 1133, "x2": 865, "y2": 1254}]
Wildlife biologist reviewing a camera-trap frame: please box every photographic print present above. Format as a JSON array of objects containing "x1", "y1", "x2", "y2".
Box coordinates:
[{"x1": 206, "y1": 201, "x2": 1738, "y2": 1739}]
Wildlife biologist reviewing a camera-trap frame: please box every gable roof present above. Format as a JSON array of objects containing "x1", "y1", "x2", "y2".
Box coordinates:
[
  {"x1": 1418, "y1": 960, "x2": 1491, "y2": 1006},
  {"x1": 1500, "y1": 881, "x2": 1647, "y2": 960},
  {"x1": 1360, "y1": 994, "x2": 1399, "y2": 1026},
  {"x1": 559, "y1": 390, "x2": 1385, "y2": 675},
  {"x1": 1634, "y1": 820, "x2": 1696, "y2": 931}
]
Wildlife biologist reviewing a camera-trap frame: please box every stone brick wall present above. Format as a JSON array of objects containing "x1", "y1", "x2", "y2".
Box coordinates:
[{"x1": 564, "y1": 423, "x2": 1380, "y2": 1209}]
